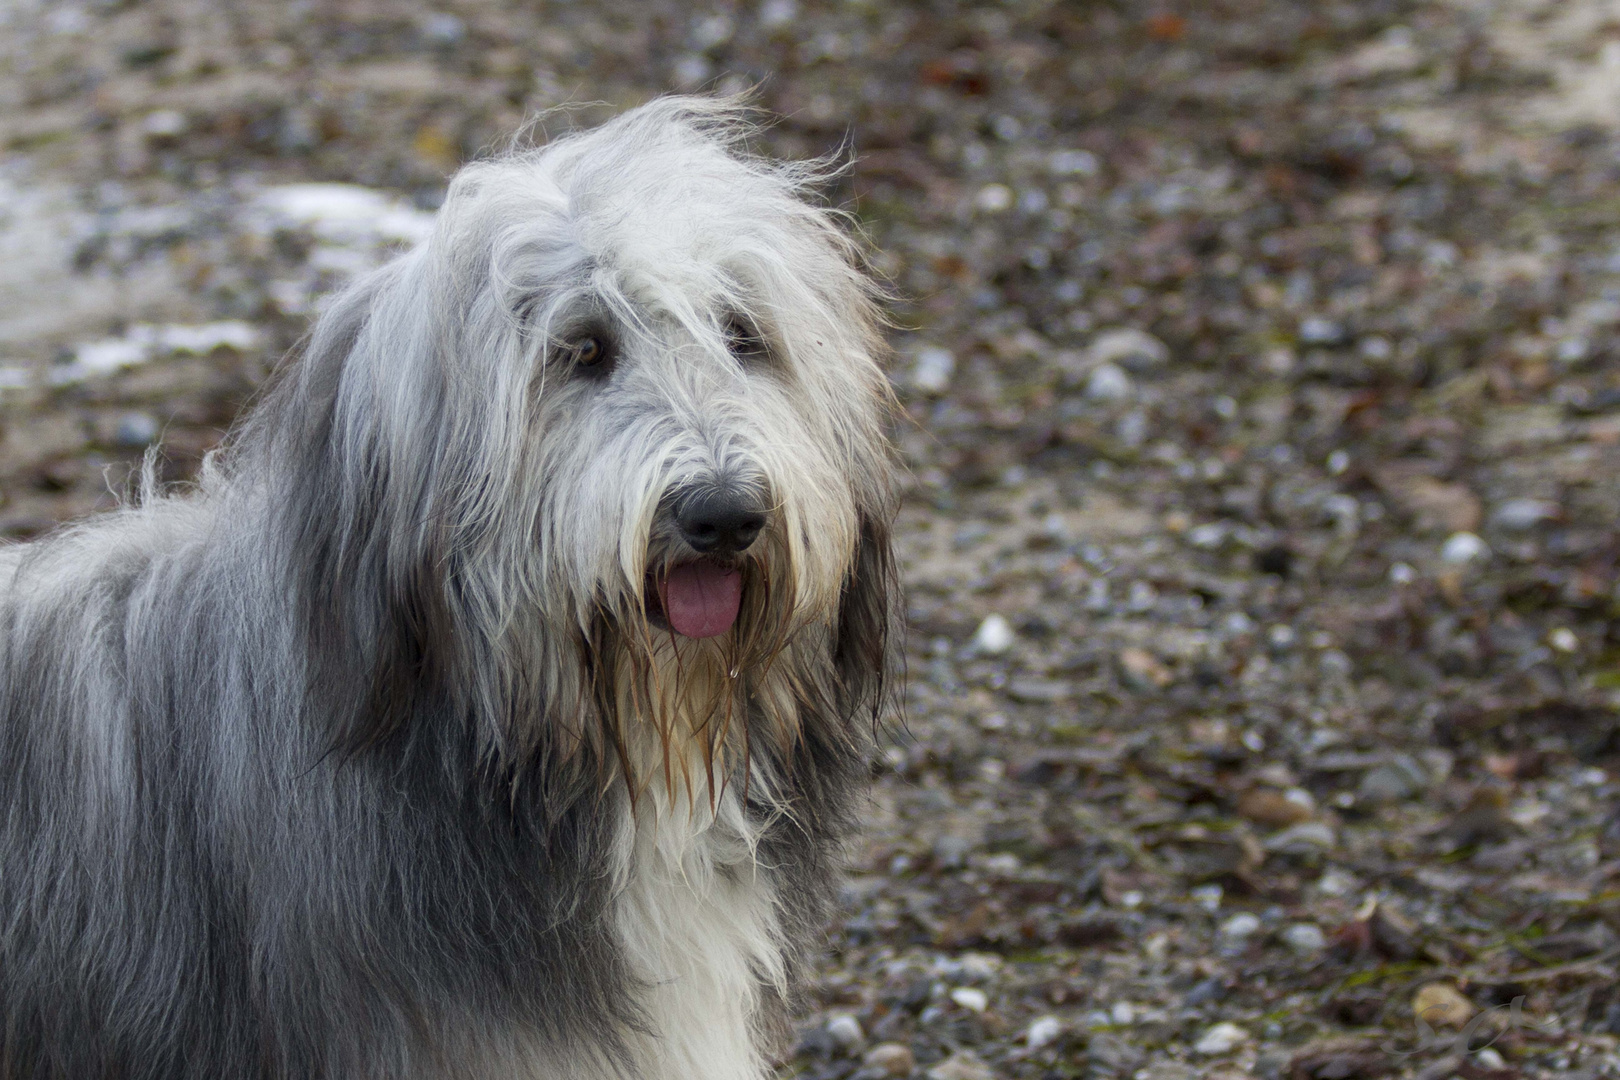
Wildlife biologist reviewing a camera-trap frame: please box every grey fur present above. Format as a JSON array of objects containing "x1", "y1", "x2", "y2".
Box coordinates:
[{"x1": 0, "y1": 96, "x2": 899, "y2": 1080}]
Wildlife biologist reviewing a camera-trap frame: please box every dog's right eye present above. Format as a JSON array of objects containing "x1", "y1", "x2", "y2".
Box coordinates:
[
  {"x1": 560, "y1": 335, "x2": 612, "y2": 373},
  {"x1": 571, "y1": 338, "x2": 604, "y2": 366}
]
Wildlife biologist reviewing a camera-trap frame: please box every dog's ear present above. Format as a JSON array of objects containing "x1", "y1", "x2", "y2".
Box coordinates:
[
  {"x1": 255, "y1": 267, "x2": 466, "y2": 758},
  {"x1": 833, "y1": 509, "x2": 901, "y2": 729}
]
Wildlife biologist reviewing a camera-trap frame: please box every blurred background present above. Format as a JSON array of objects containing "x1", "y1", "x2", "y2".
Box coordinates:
[{"x1": 3, "y1": 1, "x2": 1620, "y2": 1077}]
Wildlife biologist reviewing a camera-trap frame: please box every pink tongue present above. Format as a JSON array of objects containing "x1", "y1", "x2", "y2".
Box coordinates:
[{"x1": 659, "y1": 562, "x2": 743, "y2": 638}]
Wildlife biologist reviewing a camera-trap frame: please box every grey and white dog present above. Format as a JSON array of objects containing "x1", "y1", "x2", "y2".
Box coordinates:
[{"x1": 0, "y1": 97, "x2": 899, "y2": 1079}]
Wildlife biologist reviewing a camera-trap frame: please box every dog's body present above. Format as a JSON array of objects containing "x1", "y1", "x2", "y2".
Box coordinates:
[{"x1": 0, "y1": 98, "x2": 898, "y2": 1079}]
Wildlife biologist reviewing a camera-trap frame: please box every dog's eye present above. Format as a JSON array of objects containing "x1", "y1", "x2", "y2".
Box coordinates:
[
  {"x1": 723, "y1": 317, "x2": 769, "y2": 365},
  {"x1": 564, "y1": 336, "x2": 608, "y2": 369}
]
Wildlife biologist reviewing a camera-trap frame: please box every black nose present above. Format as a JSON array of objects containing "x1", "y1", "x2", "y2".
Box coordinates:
[{"x1": 677, "y1": 489, "x2": 767, "y2": 555}]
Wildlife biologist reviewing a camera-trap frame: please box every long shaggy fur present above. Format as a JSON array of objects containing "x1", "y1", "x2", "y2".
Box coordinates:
[{"x1": 0, "y1": 97, "x2": 899, "y2": 1080}]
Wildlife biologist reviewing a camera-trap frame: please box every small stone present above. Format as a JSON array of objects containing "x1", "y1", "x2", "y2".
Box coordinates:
[
  {"x1": 1109, "y1": 1001, "x2": 1136, "y2": 1025},
  {"x1": 1085, "y1": 361, "x2": 1133, "y2": 400},
  {"x1": 759, "y1": 0, "x2": 797, "y2": 27},
  {"x1": 971, "y1": 614, "x2": 1014, "y2": 656},
  {"x1": 1549, "y1": 627, "x2": 1579, "y2": 653},
  {"x1": 1282, "y1": 923, "x2": 1327, "y2": 953},
  {"x1": 113, "y1": 411, "x2": 160, "y2": 448},
  {"x1": 975, "y1": 184, "x2": 1013, "y2": 213},
  {"x1": 1026, "y1": 1015, "x2": 1062, "y2": 1050},
  {"x1": 1118, "y1": 646, "x2": 1171, "y2": 690},
  {"x1": 1440, "y1": 531, "x2": 1488, "y2": 564},
  {"x1": 420, "y1": 12, "x2": 465, "y2": 44},
  {"x1": 826, "y1": 1013, "x2": 864, "y2": 1052},
  {"x1": 1490, "y1": 498, "x2": 1558, "y2": 531},
  {"x1": 1263, "y1": 821, "x2": 1336, "y2": 854},
  {"x1": 1219, "y1": 912, "x2": 1261, "y2": 939},
  {"x1": 927, "y1": 1051, "x2": 995, "y2": 1080},
  {"x1": 1050, "y1": 148, "x2": 1100, "y2": 176},
  {"x1": 863, "y1": 1042, "x2": 915, "y2": 1076},
  {"x1": 1298, "y1": 317, "x2": 1345, "y2": 345},
  {"x1": 948, "y1": 986, "x2": 988, "y2": 1014},
  {"x1": 932, "y1": 834, "x2": 973, "y2": 869},
  {"x1": 1194, "y1": 1021, "x2": 1250, "y2": 1055},
  {"x1": 1184, "y1": 978, "x2": 1225, "y2": 1007},
  {"x1": 910, "y1": 346, "x2": 955, "y2": 394},
  {"x1": 1087, "y1": 327, "x2": 1169, "y2": 371},
  {"x1": 1357, "y1": 753, "x2": 1430, "y2": 805},
  {"x1": 1474, "y1": 1047, "x2": 1507, "y2": 1071},
  {"x1": 141, "y1": 109, "x2": 187, "y2": 140},
  {"x1": 1237, "y1": 788, "x2": 1313, "y2": 827},
  {"x1": 1412, "y1": 982, "x2": 1474, "y2": 1028}
]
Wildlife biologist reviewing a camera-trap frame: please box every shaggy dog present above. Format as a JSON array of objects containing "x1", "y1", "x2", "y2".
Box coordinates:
[{"x1": 0, "y1": 97, "x2": 899, "y2": 1079}]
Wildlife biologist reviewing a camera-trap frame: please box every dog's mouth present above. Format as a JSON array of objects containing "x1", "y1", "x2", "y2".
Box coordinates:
[{"x1": 645, "y1": 559, "x2": 743, "y2": 639}]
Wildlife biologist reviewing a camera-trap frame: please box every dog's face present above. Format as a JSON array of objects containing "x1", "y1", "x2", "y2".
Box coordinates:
[{"x1": 294, "y1": 98, "x2": 897, "y2": 787}]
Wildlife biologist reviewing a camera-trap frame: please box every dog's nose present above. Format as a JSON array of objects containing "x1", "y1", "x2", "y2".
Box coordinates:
[{"x1": 677, "y1": 490, "x2": 766, "y2": 555}]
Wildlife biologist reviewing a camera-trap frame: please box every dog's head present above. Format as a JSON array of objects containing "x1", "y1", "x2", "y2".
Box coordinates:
[{"x1": 261, "y1": 97, "x2": 899, "y2": 795}]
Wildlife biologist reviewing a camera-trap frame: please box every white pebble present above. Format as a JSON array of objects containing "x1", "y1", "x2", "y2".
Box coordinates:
[
  {"x1": 949, "y1": 986, "x2": 988, "y2": 1013},
  {"x1": 1085, "y1": 362, "x2": 1132, "y2": 401},
  {"x1": 1087, "y1": 327, "x2": 1169, "y2": 370},
  {"x1": 1549, "y1": 627, "x2": 1578, "y2": 653},
  {"x1": 1440, "y1": 531, "x2": 1489, "y2": 564},
  {"x1": 1110, "y1": 1001, "x2": 1136, "y2": 1025},
  {"x1": 1195, "y1": 1021, "x2": 1250, "y2": 1055},
  {"x1": 825, "y1": 1013, "x2": 864, "y2": 1050},
  {"x1": 1389, "y1": 561, "x2": 1416, "y2": 584},
  {"x1": 975, "y1": 184, "x2": 1013, "y2": 213},
  {"x1": 1026, "y1": 1015, "x2": 1063, "y2": 1049},
  {"x1": 971, "y1": 614, "x2": 1014, "y2": 656},
  {"x1": 1282, "y1": 923, "x2": 1327, "y2": 953},
  {"x1": 910, "y1": 346, "x2": 955, "y2": 394},
  {"x1": 1491, "y1": 498, "x2": 1557, "y2": 531},
  {"x1": 1219, "y1": 912, "x2": 1261, "y2": 939}
]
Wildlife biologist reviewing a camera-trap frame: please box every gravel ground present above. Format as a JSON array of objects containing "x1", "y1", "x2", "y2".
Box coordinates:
[{"x1": 4, "y1": 1, "x2": 1620, "y2": 1077}]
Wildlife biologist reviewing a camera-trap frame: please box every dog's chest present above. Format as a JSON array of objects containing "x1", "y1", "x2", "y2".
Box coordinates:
[{"x1": 610, "y1": 791, "x2": 783, "y2": 1080}]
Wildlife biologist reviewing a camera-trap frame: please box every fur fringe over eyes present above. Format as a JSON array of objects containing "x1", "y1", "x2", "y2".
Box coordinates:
[{"x1": 0, "y1": 95, "x2": 900, "y2": 1080}]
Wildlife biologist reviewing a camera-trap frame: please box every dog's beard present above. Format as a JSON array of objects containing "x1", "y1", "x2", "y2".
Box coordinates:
[{"x1": 586, "y1": 528, "x2": 816, "y2": 807}]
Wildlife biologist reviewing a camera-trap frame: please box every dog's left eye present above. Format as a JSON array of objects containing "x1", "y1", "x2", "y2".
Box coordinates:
[{"x1": 723, "y1": 317, "x2": 769, "y2": 365}]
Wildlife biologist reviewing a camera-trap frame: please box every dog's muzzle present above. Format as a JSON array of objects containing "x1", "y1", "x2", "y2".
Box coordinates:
[{"x1": 648, "y1": 486, "x2": 768, "y2": 639}]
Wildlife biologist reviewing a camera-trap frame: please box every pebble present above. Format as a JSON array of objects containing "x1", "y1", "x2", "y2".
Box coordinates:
[
  {"x1": 1357, "y1": 754, "x2": 1429, "y2": 804},
  {"x1": 1087, "y1": 327, "x2": 1169, "y2": 371},
  {"x1": 1219, "y1": 912, "x2": 1261, "y2": 939},
  {"x1": 1026, "y1": 1015, "x2": 1062, "y2": 1049},
  {"x1": 1412, "y1": 982, "x2": 1474, "y2": 1028},
  {"x1": 1184, "y1": 978, "x2": 1225, "y2": 1007},
  {"x1": 970, "y1": 614, "x2": 1014, "y2": 656},
  {"x1": 975, "y1": 184, "x2": 1013, "y2": 213},
  {"x1": 1298, "y1": 316, "x2": 1345, "y2": 345},
  {"x1": 948, "y1": 986, "x2": 988, "y2": 1013},
  {"x1": 1490, "y1": 497, "x2": 1557, "y2": 531},
  {"x1": 1085, "y1": 361, "x2": 1133, "y2": 400},
  {"x1": 910, "y1": 346, "x2": 955, "y2": 394},
  {"x1": 862, "y1": 1042, "x2": 915, "y2": 1076},
  {"x1": 1439, "y1": 531, "x2": 1489, "y2": 564},
  {"x1": 1262, "y1": 821, "x2": 1336, "y2": 853},
  {"x1": 1237, "y1": 787, "x2": 1314, "y2": 827},
  {"x1": 1194, "y1": 1021, "x2": 1250, "y2": 1055},
  {"x1": 1281, "y1": 923, "x2": 1327, "y2": 953},
  {"x1": 927, "y1": 1051, "x2": 995, "y2": 1080},
  {"x1": 113, "y1": 411, "x2": 160, "y2": 448},
  {"x1": 1118, "y1": 646, "x2": 1172, "y2": 690},
  {"x1": 825, "y1": 1013, "x2": 864, "y2": 1051}
]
